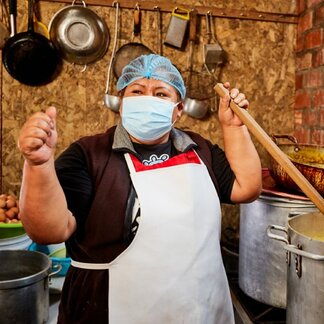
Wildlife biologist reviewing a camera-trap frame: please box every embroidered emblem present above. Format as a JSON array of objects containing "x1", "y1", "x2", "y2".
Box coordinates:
[{"x1": 142, "y1": 154, "x2": 170, "y2": 166}]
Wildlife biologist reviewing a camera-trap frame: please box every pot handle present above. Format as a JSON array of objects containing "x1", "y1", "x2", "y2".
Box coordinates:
[
  {"x1": 266, "y1": 225, "x2": 289, "y2": 244},
  {"x1": 49, "y1": 264, "x2": 63, "y2": 277},
  {"x1": 284, "y1": 244, "x2": 324, "y2": 261}
]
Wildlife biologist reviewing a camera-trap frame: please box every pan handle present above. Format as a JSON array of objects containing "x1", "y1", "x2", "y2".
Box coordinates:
[
  {"x1": 214, "y1": 83, "x2": 324, "y2": 214},
  {"x1": 266, "y1": 225, "x2": 289, "y2": 244},
  {"x1": 133, "y1": 4, "x2": 141, "y2": 36},
  {"x1": 9, "y1": 0, "x2": 17, "y2": 36},
  {"x1": 284, "y1": 244, "x2": 324, "y2": 261}
]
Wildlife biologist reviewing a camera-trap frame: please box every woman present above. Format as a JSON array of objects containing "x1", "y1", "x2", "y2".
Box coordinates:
[{"x1": 18, "y1": 54, "x2": 261, "y2": 323}]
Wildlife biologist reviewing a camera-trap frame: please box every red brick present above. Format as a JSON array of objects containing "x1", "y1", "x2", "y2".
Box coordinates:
[
  {"x1": 296, "y1": 52, "x2": 313, "y2": 70},
  {"x1": 320, "y1": 108, "x2": 324, "y2": 124},
  {"x1": 298, "y1": 11, "x2": 313, "y2": 34},
  {"x1": 311, "y1": 129, "x2": 323, "y2": 144},
  {"x1": 294, "y1": 110, "x2": 303, "y2": 125},
  {"x1": 294, "y1": 126, "x2": 311, "y2": 143},
  {"x1": 303, "y1": 69, "x2": 323, "y2": 88},
  {"x1": 313, "y1": 88, "x2": 324, "y2": 107},
  {"x1": 305, "y1": 29, "x2": 323, "y2": 49},
  {"x1": 295, "y1": 89, "x2": 312, "y2": 108},
  {"x1": 296, "y1": 36, "x2": 305, "y2": 53},
  {"x1": 315, "y1": 4, "x2": 324, "y2": 26},
  {"x1": 298, "y1": 0, "x2": 306, "y2": 14},
  {"x1": 295, "y1": 73, "x2": 304, "y2": 90},
  {"x1": 312, "y1": 48, "x2": 324, "y2": 67},
  {"x1": 303, "y1": 110, "x2": 319, "y2": 125},
  {"x1": 307, "y1": 0, "x2": 323, "y2": 8}
]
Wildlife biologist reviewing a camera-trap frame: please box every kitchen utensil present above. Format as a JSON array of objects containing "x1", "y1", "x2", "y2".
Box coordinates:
[
  {"x1": 2, "y1": 0, "x2": 61, "y2": 86},
  {"x1": 183, "y1": 9, "x2": 209, "y2": 119},
  {"x1": 8, "y1": 0, "x2": 16, "y2": 37},
  {"x1": 240, "y1": 193, "x2": 317, "y2": 308},
  {"x1": 0, "y1": 250, "x2": 61, "y2": 323},
  {"x1": 267, "y1": 211, "x2": 324, "y2": 323},
  {"x1": 104, "y1": 1, "x2": 120, "y2": 112},
  {"x1": 0, "y1": 221, "x2": 25, "y2": 238},
  {"x1": 164, "y1": 7, "x2": 190, "y2": 49},
  {"x1": 203, "y1": 12, "x2": 226, "y2": 71},
  {"x1": 154, "y1": 6, "x2": 162, "y2": 55},
  {"x1": 112, "y1": 5, "x2": 153, "y2": 79},
  {"x1": 214, "y1": 83, "x2": 324, "y2": 213},
  {"x1": 269, "y1": 134, "x2": 324, "y2": 196},
  {"x1": 49, "y1": 0, "x2": 109, "y2": 65}
]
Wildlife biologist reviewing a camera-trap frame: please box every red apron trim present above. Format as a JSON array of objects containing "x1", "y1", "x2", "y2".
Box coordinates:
[{"x1": 130, "y1": 150, "x2": 201, "y2": 172}]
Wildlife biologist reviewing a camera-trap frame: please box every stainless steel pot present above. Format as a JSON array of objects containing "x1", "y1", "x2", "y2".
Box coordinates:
[
  {"x1": 49, "y1": 0, "x2": 109, "y2": 65},
  {"x1": 239, "y1": 194, "x2": 318, "y2": 308},
  {"x1": 0, "y1": 250, "x2": 52, "y2": 323},
  {"x1": 267, "y1": 211, "x2": 324, "y2": 323}
]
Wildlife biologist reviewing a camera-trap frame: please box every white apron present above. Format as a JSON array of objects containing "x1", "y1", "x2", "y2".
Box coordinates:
[{"x1": 72, "y1": 150, "x2": 234, "y2": 324}]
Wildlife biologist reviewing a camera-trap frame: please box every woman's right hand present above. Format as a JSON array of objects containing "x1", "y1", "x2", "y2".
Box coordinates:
[{"x1": 18, "y1": 106, "x2": 57, "y2": 166}]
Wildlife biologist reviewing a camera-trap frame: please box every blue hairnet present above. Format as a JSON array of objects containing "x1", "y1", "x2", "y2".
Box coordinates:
[{"x1": 117, "y1": 54, "x2": 186, "y2": 100}]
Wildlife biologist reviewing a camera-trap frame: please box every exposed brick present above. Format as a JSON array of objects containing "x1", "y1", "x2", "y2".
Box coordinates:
[
  {"x1": 307, "y1": 0, "x2": 323, "y2": 8},
  {"x1": 305, "y1": 29, "x2": 323, "y2": 49},
  {"x1": 295, "y1": 73, "x2": 304, "y2": 90},
  {"x1": 320, "y1": 107, "x2": 324, "y2": 125},
  {"x1": 315, "y1": 4, "x2": 324, "y2": 26},
  {"x1": 294, "y1": 126, "x2": 311, "y2": 143},
  {"x1": 295, "y1": 89, "x2": 312, "y2": 108},
  {"x1": 311, "y1": 129, "x2": 322, "y2": 144},
  {"x1": 296, "y1": 52, "x2": 313, "y2": 70},
  {"x1": 294, "y1": 110, "x2": 303, "y2": 125},
  {"x1": 298, "y1": 11, "x2": 313, "y2": 34},
  {"x1": 303, "y1": 110, "x2": 319, "y2": 125},
  {"x1": 313, "y1": 88, "x2": 324, "y2": 107},
  {"x1": 296, "y1": 36, "x2": 305, "y2": 53},
  {"x1": 303, "y1": 69, "x2": 323, "y2": 88},
  {"x1": 298, "y1": 0, "x2": 306, "y2": 14},
  {"x1": 312, "y1": 48, "x2": 324, "y2": 67}
]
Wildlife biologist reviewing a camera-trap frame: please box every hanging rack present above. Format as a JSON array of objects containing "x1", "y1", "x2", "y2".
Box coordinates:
[{"x1": 43, "y1": 0, "x2": 298, "y2": 24}]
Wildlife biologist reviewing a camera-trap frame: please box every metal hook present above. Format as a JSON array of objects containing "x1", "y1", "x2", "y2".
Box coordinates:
[
  {"x1": 112, "y1": 1, "x2": 119, "y2": 8},
  {"x1": 134, "y1": 2, "x2": 140, "y2": 10}
]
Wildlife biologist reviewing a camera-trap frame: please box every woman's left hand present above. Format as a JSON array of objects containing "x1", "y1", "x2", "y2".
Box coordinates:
[{"x1": 218, "y1": 82, "x2": 249, "y2": 127}]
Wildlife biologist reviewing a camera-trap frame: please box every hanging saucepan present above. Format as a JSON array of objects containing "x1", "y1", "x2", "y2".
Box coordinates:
[
  {"x1": 49, "y1": 0, "x2": 109, "y2": 65},
  {"x1": 112, "y1": 5, "x2": 153, "y2": 79},
  {"x1": 2, "y1": 0, "x2": 61, "y2": 86}
]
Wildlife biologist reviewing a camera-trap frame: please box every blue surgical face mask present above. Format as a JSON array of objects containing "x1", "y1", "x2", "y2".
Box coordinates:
[{"x1": 121, "y1": 96, "x2": 179, "y2": 142}]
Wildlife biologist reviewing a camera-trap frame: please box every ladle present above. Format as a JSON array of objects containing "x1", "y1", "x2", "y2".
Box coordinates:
[
  {"x1": 103, "y1": 1, "x2": 120, "y2": 112},
  {"x1": 214, "y1": 83, "x2": 324, "y2": 214}
]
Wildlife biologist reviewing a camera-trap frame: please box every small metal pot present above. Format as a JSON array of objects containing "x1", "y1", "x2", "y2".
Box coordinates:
[
  {"x1": 49, "y1": 0, "x2": 109, "y2": 65},
  {"x1": 267, "y1": 211, "x2": 324, "y2": 324},
  {"x1": 183, "y1": 97, "x2": 209, "y2": 119},
  {"x1": 270, "y1": 135, "x2": 324, "y2": 196},
  {"x1": 0, "y1": 250, "x2": 51, "y2": 323}
]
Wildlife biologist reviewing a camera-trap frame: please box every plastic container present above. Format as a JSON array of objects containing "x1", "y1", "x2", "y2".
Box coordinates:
[
  {"x1": 0, "y1": 233, "x2": 32, "y2": 250},
  {"x1": 0, "y1": 222, "x2": 25, "y2": 239}
]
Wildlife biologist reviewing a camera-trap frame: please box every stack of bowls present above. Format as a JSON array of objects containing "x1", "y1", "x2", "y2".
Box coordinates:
[{"x1": 0, "y1": 222, "x2": 32, "y2": 250}]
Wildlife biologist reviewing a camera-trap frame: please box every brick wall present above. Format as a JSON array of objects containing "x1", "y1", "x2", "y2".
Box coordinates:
[{"x1": 295, "y1": 0, "x2": 324, "y2": 144}]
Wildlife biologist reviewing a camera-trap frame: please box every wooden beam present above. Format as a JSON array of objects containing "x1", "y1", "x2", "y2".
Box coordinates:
[{"x1": 42, "y1": 0, "x2": 299, "y2": 24}]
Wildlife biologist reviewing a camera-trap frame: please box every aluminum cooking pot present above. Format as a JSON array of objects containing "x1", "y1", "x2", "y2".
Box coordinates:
[
  {"x1": 270, "y1": 135, "x2": 324, "y2": 196},
  {"x1": 267, "y1": 211, "x2": 324, "y2": 324},
  {"x1": 49, "y1": 0, "x2": 109, "y2": 65}
]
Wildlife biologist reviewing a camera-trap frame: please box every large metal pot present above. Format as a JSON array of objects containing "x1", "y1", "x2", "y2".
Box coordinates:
[
  {"x1": 0, "y1": 250, "x2": 51, "y2": 323},
  {"x1": 48, "y1": 0, "x2": 109, "y2": 65},
  {"x1": 270, "y1": 135, "x2": 324, "y2": 196},
  {"x1": 239, "y1": 194, "x2": 318, "y2": 308},
  {"x1": 267, "y1": 211, "x2": 324, "y2": 324}
]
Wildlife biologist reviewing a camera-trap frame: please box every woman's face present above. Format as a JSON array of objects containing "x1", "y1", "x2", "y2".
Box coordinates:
[{"x1": 120, "y1": 78, "x2": 183, "y2": 144}]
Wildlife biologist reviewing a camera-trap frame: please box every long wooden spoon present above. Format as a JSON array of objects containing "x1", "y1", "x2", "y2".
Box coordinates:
[{"x1": 214, "y1": 83, "x2": 324, "y2": 214}]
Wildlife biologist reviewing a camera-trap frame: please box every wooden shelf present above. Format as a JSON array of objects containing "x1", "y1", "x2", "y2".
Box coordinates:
[{"x1": 43, "y1": 0, "x2": 299, "y2": 24}]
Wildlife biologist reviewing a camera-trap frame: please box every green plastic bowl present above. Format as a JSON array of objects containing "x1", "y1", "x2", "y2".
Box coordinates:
[{"x1": 0, "y1": 222, "x2": 26, "y2": 239}]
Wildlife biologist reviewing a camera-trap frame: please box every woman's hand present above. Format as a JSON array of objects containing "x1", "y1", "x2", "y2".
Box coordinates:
[
  {"x1": 218, "y1": 82, "x2": 249, "y2": 127},
  {"x1": 18, "y1": 106, "x2": 57, "y2": 166}
]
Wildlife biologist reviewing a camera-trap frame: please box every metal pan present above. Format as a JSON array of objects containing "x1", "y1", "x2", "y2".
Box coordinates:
[
  {"x1": 2, "y1": 0, "x2": 61, "y2": 86},
  {"x1": 49, "y1": 0, "x2": 109, "y2": 65},
  {"x1": 112, "y1": 5, "x2": 153, "y2": 79}
]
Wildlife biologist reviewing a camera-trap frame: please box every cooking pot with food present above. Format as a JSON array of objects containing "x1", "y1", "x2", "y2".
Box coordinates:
[
  {"x1": 270, "y1": 135, "x2": 324, "y2": 196},
  {"x1": 267, "y1": 211, "x2": 324, "y2": 324}
]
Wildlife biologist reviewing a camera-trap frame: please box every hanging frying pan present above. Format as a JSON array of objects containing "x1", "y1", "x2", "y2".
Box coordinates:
[
  {"x1": 2, "y1": 0, "x2": 61, "y2": 86},
  {"x1": 112, "y1": 5, "x2": 153, "y2": 79},
  {"x1": 48, "y1": 0, "x2": 109, "y2": 65}
]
